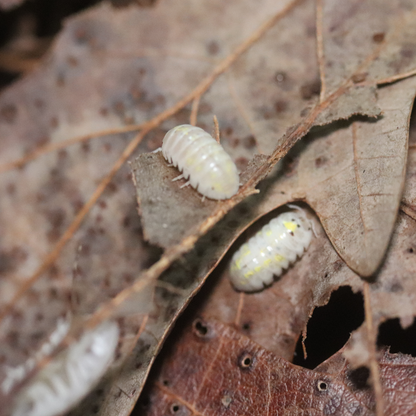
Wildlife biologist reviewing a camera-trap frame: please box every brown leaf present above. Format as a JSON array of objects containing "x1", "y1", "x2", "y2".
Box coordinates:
[
  {"x1": 2, "y1": 0, "x2": 416, "y2": 414},
  {"x1": 138, "y1": 318, "x2": 416, "y2": 415},
  {"x1": 134, "y1": 0, "x2": 416, "y2": 277}
]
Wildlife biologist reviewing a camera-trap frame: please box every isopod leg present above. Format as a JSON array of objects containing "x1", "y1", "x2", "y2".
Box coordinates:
[
  {"x1": 180, "y1": 181, "x2": 191, "y2": 189},
  {"x1": 172, "y1": 174, "x2": 184, "y2": 182},
  {"x1": 152, "y1": 147, "x2": 162, "y2": 153}
]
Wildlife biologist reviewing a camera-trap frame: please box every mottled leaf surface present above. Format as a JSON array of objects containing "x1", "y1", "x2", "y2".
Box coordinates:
[
  {"x1": 1, "y1": 0, "x2": 416, "y2": 415},
  {"x1": 134, "y1": 0, "x2": 416, "y2": 278}
]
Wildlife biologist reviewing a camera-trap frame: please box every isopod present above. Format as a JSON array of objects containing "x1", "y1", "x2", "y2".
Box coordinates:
[
  {"x1": 12, "y1": 320, "x2": 119, "y2": 416},
  {"x1": 162, "y1": 124, "x2": 239, "y2": 200},
  {"x1": 229, "y1": 208, "x2": 313, "y2": 292}
]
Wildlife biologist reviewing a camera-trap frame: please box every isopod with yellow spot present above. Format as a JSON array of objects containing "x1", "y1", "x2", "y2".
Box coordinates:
[
  {"x1": 162, "y1": 124, "x2": 239, "y2": 200},
  {"x1": 229, "y1": 208, "x2": 313, "y2": 292}
]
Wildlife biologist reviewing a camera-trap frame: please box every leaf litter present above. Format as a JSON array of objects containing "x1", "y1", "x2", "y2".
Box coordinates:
[
  {"x1": 0, "y1": 0, "x2": 416, "y2": 415},
  {"x1": 138, "y1": 318, "x2": 416, "y2": 415}
]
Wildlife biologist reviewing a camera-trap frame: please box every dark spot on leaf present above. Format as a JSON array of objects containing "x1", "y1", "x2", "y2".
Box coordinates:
[
  {"x1": 372, "y1": 32, "x2": 385, "y2": 43},
  {"x1": 401, "y1": 45, "x2": 415, "y2": 59},
  {"x1": 282, "y1": 155, "x2": 299, "y2": 177},
  {"x1": 207, "y1": 40, "x2": 220, "y2": 55},
  {"x1": 106, "y1": 181, "x2": 118, "y2": 194},
  {"x1": 274, "y1": 99, "x2": 288, "y2": 113},
  {"x1": 389, "y1": 281, "x2": 403, "y2": 292},
  {"x1": 47, "y1": 208, "x2": 66, "y2": 229},
  {"x1": 6, "y1": 183, "x2": 16, "y2": 195},
  {"x1": 58, "y1": 149, "x2": 68, "y2": 160},
  {"x1": 236, "y1": 157, "x2": 248, "y2": 171},
  {"x1": 50, "y1": 116, "x2": 59, "y2": 129},
  {"x1": 56, "y1": 73, "x2": 65, "y2": 87},
  {"x1": 34, "y1": 98, "x2": 45, "y2": 109},
  {"x1": 0, "y1": 103, "x2": 17, "y2": 123},
  {"x1": 315, "y1": 156, "x2": 328, "y2": 168},
  {"x1": 100, "y1": 107, "x2": 109, "y2": 117},
  {"x1": 242, "y1": 135, "x2": 256, "y2": 149},
  {"x1": 300, "y1": 78, "x2": 321, "y2": 100},
  {"x1": 224, "y1": 126, "x2": 233, "y2": 136},
  {"x1": 162, "y1": 379, "x2": 170, "y2": 386},
  {"x1": 170, "y1": 403, "x2": 180, "y2": 413},
  {"x1": 67, "y1": 55, "x2": 78, "y2": 66},
  {"x1": 82, "y1": 142, "x2": 90, "y2": 153},
  {"x1": 242, "y1": 322, "x2": 251, "y2": 331},
  {"x1": 407, "y1": 247, "x2": 414, "y2": 253}
]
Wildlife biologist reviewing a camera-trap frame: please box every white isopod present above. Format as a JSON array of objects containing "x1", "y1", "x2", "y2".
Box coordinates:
[
  {"x1": 12, "y1": 320, "x2": 119, "y2": 416},
  {"x1": 162, "y1": 124, "x2": 239, "y2": 200},
  {"x1": 229, "y1": 208, "x2": 313, "y2": 292}
]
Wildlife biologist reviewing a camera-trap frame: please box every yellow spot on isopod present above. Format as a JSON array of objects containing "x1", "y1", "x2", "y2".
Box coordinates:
[
  {"x1": 274, "y1": 254, "x2": 285, "y2": 262},
  {"x1": 264, "y1": 258, "x2": 272, "y2": 266},
  {"x1": 284, "y1": 221, "x2": 297, "y2": 232},
  {"x1": 254, "y1": 266, "x2": 262, "y2": 273},
  {"x1": 244, "y1": 271, "x2": 254, "y2": 279}
]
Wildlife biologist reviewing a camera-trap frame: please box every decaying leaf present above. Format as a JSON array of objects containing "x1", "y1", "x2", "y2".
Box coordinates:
[
  {"x1": 134, "y1": 0, "x2": 416, "y2": 278},
  {"x1": 1, "y1": 0, "x2": 416, "y2": 415},
  {"x1": 138, "y1": 318, "x2": 416, "y2": 415}
]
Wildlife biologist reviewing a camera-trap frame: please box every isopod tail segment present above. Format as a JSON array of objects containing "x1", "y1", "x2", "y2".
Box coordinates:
[
  {"x1": 162, "y1": 124, "x2": 239, "y2": 200},
  {"x1": 229, "y1": 206, "x2": 314, "y2": 292}
]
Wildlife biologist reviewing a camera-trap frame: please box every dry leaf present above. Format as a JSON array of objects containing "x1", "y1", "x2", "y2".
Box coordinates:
[
  {"x1": 138, "y1": 318, "x2": 416, "y2": 415},
  {"x1": 1, "y1": 0, "x2": 416, "y2": 415}
]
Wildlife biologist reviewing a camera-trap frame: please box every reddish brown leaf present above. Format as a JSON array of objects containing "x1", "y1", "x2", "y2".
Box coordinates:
[{"x1": 138, "y1": 318, "x2": 416, "y2": 415}]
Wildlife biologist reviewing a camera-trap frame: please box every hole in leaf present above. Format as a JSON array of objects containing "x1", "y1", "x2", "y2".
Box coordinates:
[
  {"x1": 347, "y1": 366, "x2": 370, "y2": 390},
  {"x1": 377, "y1": 318, "x2": 416, "y2": 357},
  {"x1": 238, "y1": 352, "x2": 254, "y2": 369},
  {"x1": 193, "y1": 318, "x2": 209, "y2": 337},
  {"x1": 316, "y1": 380, "x2": 328, "y2": 392},
  {"x1": 293, "y1": 286, "x2": 364, "y2": 369},
  {"x1": 171, "y1": 403, "x2": 180, "y2": 413}
]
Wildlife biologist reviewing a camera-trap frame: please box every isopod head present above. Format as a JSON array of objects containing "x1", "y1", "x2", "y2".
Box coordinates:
[{"x1": 162, "y1": 124, "x2": 239, "y2": 200}]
